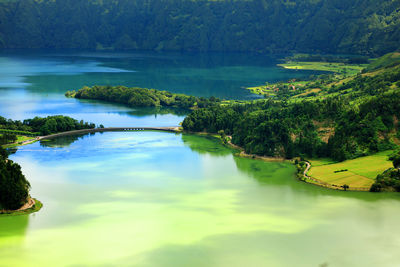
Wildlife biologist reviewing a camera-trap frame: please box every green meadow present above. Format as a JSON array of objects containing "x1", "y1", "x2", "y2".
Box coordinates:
[{"x1": 308, "y1": 150, "x2": 394, "y2": 188}]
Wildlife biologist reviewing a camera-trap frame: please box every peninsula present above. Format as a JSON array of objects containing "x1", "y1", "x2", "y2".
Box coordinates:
[
  {"x1": 66, "y1": 85, "x2": 220, "y2": 109},
  {"x1": 0, "y1": 115, "x2": 96, "y2": 214}
]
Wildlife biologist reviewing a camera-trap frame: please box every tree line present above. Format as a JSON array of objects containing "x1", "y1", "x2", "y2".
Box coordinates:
[
  {"x1": 0, "y1": 115, "x2": 95, "y2": 136},
  {"x1": 66, "y1": 85, "x2": 220, "y2": 109},
  {"x1": 0, "y1": 133, "x2": 17, "y2": 146},
  {"x1": 0, "y1": 0, "x2": 399, "y2": 55}
]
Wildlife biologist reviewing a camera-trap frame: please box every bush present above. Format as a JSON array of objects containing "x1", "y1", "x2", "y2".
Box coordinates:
[{"x1": 370, "y1": 183, "x2": 382, "y2": 192}]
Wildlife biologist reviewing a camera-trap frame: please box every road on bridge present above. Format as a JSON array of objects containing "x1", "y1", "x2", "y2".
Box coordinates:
[{"x1": 16, "y1": 126, "x2": 181, "y2": 145}]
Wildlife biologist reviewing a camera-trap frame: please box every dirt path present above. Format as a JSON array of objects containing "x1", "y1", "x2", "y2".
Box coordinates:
[
  {"x1": 20, "y1": 137, "x2": 40, "y2": 145},
  {"x1": 16, "y1": 197, "x2": 35, "y2": 211},
  {"x1": 0, "y1": 198, "x2": 35, "y2": 214},
  {"x1": 303, "y1": 161, "x2": 311, "y2": 177}
]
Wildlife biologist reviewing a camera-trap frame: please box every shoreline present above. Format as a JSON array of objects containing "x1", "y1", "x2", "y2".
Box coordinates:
[
  {"x1": 0, "y1": 198, "x2": 43, "y2": 216},
  {"x1": 170, "y1": 130, "x2": 289, "y2": 163},
  {"x1": 227, "y1": 139, "x2": 289, "y2": 163},
  {"x1": 222, "y1": 135, "x2": 370, "y2": 191},
  {"x1": 4, "y1": 127, "x2": 371, "y2": 193}
]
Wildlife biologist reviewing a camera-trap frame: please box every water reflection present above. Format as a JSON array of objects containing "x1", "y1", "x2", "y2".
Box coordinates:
[
  {"x1": 0, "y1": 215, "x2": 30, "y2": 259},
  {"x1": 124, "y1": 106, "x2": 189, "y2": 117},
  {"x1": 233, "y1": 156, "x2": 288, "y2": 184},
  {"x1": 181, "y1": 134, "x2": 233, "y2": 156},
  {"x1": 39, "y1": 134, "x2": 88, "y2": 148},
  {"x1": 0, "y1": 215, "x2": 29, "y2": 238}
]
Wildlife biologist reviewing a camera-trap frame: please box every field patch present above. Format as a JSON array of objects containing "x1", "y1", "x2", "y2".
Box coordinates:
[
  {"x1": 278, "y1": 61, "x2": 366, "y2": 76},
  {"x1": 308, "y1": 150, "x2": 394, "y2": 188}
]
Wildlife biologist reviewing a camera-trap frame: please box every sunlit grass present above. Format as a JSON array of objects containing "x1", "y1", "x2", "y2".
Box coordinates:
[
  {"x1": 308, "y1": 150, "x2": 394, "y2": 188},
  {"x1": 278, "y1": 61, "x2": 366, "y2": 76}
]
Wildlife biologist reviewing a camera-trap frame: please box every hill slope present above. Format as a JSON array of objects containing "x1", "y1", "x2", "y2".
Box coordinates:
[
  {"x1": 0, "y1": 0, "x2": 399, "y2": 55},
  {"x1": 183, "y1": 53, "x2": 400, "y2": 161}
]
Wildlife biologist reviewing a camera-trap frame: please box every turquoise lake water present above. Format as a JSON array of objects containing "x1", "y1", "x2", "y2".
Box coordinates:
[{"x1": 0, "y1": 51, "x2": 319, "y2": 124}]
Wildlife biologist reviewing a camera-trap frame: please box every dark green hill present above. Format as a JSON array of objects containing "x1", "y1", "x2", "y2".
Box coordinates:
[{"x1": 0, "y1": 0, "x2": 399, "y2": 55}]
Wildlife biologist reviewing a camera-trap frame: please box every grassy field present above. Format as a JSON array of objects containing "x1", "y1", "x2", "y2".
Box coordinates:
[
  {"x1": 278, "y1": 61, "x2": 367, "y2": 76},
  {"x1": 308, "y1": 150, "x2": 394, "y2": 188},
  {"x1": 16, "y1": 135, "x2": 32, "y2": 142},
  {"x1": 246, "y1": 80, "x2": 315, "y2": 98},
  {"x1": 246, "y1": 61, "x2": 366, "y2": 98},
  {"x1": 246, "y1": 53, "x2": 400, "y2": 100}
]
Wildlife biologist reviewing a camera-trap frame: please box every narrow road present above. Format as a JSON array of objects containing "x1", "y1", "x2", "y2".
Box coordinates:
[
  {"x1": 14, "y1": 126, "x2": 181, "y2": 145},
  {"x1": 303, "y1": 161, "x2": 311, "y2": 177}
]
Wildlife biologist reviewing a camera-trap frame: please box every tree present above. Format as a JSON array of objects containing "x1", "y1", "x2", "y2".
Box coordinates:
[
  {"x1": 342, "y1": 184, "x2": 349, "y2": 191},
  {"x1": 0, "y1": 159, "x2": 31, "y2": 210},
  {"x1": 392, "y1": 154, "x2": 400, "y2": 169},
  {"x1": 0, "y1": 147, "x2": 8, "y2": 159},
  {"x1": 0, "y1": 133, "x2": 17, "y2": 145},
  {"x1": 370, "y1": 183, "x2": 382, "y2": 192},
  {"x1": 218, "y1": 129, "x2": 226, "y2": 139}
]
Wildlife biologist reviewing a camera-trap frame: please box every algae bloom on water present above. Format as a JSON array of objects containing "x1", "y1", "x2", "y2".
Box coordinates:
[{"x1": 1, "y1": 131, "x2": 400, "y2": 267}]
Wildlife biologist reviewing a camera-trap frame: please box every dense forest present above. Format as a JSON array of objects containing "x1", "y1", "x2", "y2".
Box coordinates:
[
  {"x1": 66, "y1": 85, "x2": 220, "y2": 109},
  {"x1": 183, "y1": 92, "x2": 400, "y2": 160},
  {"x1": 0, "y1": 147, "x2": 30, "y2": 210},
  {"x1": 182, "y1": 56, "x2": 400, "y2": 161},
  {"x1": 0, "y1": 0, "x2": 399, "y2": 55}
]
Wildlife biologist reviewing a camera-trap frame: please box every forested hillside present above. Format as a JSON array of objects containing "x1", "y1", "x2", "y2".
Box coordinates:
[
  {"x1": 183, "y1": 55, "x2": 400, "y2": 161},
  {"x1": 0, "y1": 0, "x2": 399, "y2": 55}
]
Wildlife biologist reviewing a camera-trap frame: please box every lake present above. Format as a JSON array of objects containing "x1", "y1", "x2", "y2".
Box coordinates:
[
  {"x1": 0, "y1": 50, "x2": 319, "y2": 125},
  {"x1": 1, "y1": 51, "x2": 400, "y2": 267}
]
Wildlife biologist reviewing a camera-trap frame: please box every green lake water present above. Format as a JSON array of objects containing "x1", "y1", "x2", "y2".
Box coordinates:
[
  {"x1": 2, "y1": 132, "x2": 400, "y2": 267},
  {"x1": 1, "y1": 51, "x2": 400, "y2": 266}
]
